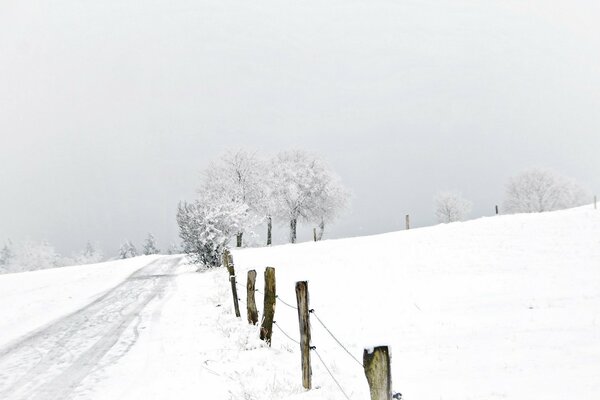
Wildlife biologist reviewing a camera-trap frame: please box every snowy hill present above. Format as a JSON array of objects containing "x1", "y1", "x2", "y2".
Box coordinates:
[{"x1": 1, "y1": 206, "x2": 599, "y2": 399}]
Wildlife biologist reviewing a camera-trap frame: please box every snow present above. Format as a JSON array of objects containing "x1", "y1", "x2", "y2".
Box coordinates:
[{"x1": 1, "y1": 206, "x2": 600, "y2": 399}]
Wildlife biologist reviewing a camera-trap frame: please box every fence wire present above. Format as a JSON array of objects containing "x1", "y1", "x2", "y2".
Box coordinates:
[
  {"x1": 273, "y1": 321, "x2": 300, "y2": 345},
  {"x1": 312, "y1": 347, "x2": 352, "y2": 400},
  {"x1": 276, "y1": 295, "x2": 298, "y2": 310},
  {"x1": 310, "y1": 310, "x2": 364, "y2": 368}
]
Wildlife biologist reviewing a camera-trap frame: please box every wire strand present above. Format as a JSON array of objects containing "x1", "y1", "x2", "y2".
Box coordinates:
[
  {"x1": 313, "y1": 348, "x2": 352, "y2": 400},
  {"x1": 311, "y1": 310, "x2": 364, "y2": 368},
  {"x1": 273, "y1": 321, "x2": 300, "y2": 345},
  {"x1": 276, "y1": 295, "x2": 298, "y2": 310}
]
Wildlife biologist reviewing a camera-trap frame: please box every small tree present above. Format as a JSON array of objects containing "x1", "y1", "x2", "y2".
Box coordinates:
[
  {"x1": 310, "y1": 173, "x2": 349, "y2": 241},
  {"x1": 166, "y1": 242, "x2": 181, "y2": 255},
  {"x1": 435, "y1": 191, "x2": 472, "y2": 223},
  {"x1": 143, "y1": 233, "x2": 160, "y2": 255},
  {"x1": 10, "y1": 240, "x2": 60, "y2": 272},
  {"x1": 74, "y1": 241, "x2": 104, "y2": 265},
  {"x1": 504, "y1": 168, "x2": 588, "y2": 213},
  {"x1": 119, "y1": 241, "x2": 138, "y2": 259},
  {"x1": 176, "y1": 198, "x2": 247, "y2": 269}
]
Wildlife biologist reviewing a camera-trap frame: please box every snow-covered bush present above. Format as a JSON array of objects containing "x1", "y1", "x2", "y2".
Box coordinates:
[
  {"x1": 503, "y1": 168, "x2": 588, "y2": 213},
  {"x1": 176, "y1": 198, "x2": 248, "y2": 269},
  {"x1": 435, "y1": 191, "x2": 472, "y2": 223}
]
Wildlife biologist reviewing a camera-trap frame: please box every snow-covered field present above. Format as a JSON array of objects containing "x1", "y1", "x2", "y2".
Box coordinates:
[{"x1": 1, "y1": 206, "x2": 599, "y2": 399}]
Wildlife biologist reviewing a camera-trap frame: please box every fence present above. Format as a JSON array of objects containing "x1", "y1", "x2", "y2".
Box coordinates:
[{"x1": 222, "y1": 250, "x2": 402, "y2": 400}]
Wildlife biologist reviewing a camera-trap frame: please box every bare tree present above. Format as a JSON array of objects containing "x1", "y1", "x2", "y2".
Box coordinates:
[
  {"x1": 435, "y1": 191, "x2": 472, "y2": 223},
  {"x1": 503, "y1": 168, "x2": 588, "y2": 213},
  {"x1": 310, "y1": 172, "x2": 349, "y2": 241}
]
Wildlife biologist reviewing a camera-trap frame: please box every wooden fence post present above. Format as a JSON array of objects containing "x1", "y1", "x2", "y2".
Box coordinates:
[
  {"x1": 495, "y1": 205, "x2": 499, "y2": 215},
  {"x1": 260, "y1": 267, "x2": 276, "y2": 345},
  {"x1": 247, "y1": 270, "x2": 258, "y2": 325},
  {"x1": 295, "y1": 281, "x2": 312, "y2": 390},
  {"x1": 223, "y1": 250, "x2": 241, "y2": 318},
  {"x1": 313, "y1": 228, "x2": 317, "y2": 242},
  {"x1": 363, "y1": 346, "x2": 392, "y2": 400},
  {"x1": 405, "y1": 215, "x2": 410, "y2": 230}
]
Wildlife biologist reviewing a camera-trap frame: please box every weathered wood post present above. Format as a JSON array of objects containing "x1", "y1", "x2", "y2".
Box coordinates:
[
  {"x1": 363, "y1": 346, "x2": 392, "y2": 400},
  {"x1": 495, "y1": 205, "x2": 499, "y2": 215},
  {"x1": 295, "y1": 281, "x2": 312, "y2": 389},
  {"x1": 405, "y1": 215, "x2": 410, "y2": 230},
  {"x1": 223, "y1": 250, "x2": 241, "y2": 318},
  {"x1": 260, "y1": 267, "x2": 276, "y2": 345},
  {"x1": 246, "y1": 270, "x2": 259, "y2": 325},
  {"x1": 313, "y1": 228, "x2": 317, "y2": 242}
]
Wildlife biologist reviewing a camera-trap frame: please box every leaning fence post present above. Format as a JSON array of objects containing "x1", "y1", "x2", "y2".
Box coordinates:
[
  {"x1": 295, "y1": 281, "x2": 312, "y2": 390},
  {"x1": 247, "y1": 270, "x2": 259, "y2": 325},
  {"x1": 260, "y1": 267, "x2": 276, "y2": 345},
  {"x1": 363, "y1": 346, "x2": 392, "y2": 400},
  {"x1": 223, "y1": 250, "x2": 241, "y2": 318}
]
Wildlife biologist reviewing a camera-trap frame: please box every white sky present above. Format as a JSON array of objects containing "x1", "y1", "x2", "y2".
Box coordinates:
[{"x1": 1, "y1": 0, "x2": 599, "y2": 255}]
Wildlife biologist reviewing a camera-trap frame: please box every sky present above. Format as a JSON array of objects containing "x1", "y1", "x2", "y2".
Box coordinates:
[{"x1": 1, "y1": 0, "x2": 599, "y2": 256}]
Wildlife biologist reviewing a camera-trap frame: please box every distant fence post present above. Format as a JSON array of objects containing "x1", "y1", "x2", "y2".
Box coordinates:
[
  {"x1": 247, "y1": 270, "x2": 258, "y2": 325},
  {"x1": 313, "y1": 228, "x2": 317, "y2": 242},
  {"x1": 295, "y1": 281, "x2": 312, "y2": 390},
  {"x1": 405, "y1": 215, "x2": 410, "y2": 230},
  {"x1": 223, "y1": 250, "x2": 241, "y2": 318},
  {"x1": 363, "y1": 346, "x2": 392, "y2": 400},
  {"x1": 495, "y1": 205, "x2": 499, "y2": 215},
  {"x1": 260, "y1": 267, "x2": 276, "y2": 345}
]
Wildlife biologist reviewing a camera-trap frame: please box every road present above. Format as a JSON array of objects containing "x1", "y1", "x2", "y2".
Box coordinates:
[{"x1": 0, "y1": 256, "x2": 183, "y2": 400}]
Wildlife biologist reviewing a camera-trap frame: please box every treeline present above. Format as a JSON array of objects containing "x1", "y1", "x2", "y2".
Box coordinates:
[
  {"x1": 177, "y1": 149, "x2": 349, "y2": 268},
  {"x1": 0, "y1": 233, "x2": 178, "y2": 274}
]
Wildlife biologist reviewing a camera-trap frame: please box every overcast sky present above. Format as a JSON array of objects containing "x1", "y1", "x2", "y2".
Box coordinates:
[{"x1": 1, "y1": 0, "x2": 599, "y2": 256}]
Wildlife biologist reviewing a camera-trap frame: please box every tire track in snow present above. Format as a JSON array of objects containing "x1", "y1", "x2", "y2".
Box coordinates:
[{"x1": 0, "y1": 256, "x2": 183, "y2": 400}]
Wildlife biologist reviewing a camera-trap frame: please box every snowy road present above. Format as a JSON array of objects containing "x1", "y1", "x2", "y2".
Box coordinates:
[{"x1": 0, "y1": 256, "x2": 183, "y2": 400}]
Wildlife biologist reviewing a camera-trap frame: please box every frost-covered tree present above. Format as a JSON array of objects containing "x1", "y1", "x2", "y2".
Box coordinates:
[
  {"x1": 142, "y1": 233, "x2": 160, "y2": 255},
  {"x1": 309, "y1": 172, "x2": 349, "y2": 241},
  {"x1": 166, "y1": 242, "x2": 181, "y2": 255},
  {"x1": 71, "y1": 241, "x2": 104, "y2": 265},
  {"x1": 176, "y1": 198, "x2": 247, "y2": 269},
  {"x1": 9, "y1": 240, "x2": 60, "y2": 272},
  {"x1": 199, "y1": 150, "x2": 264, "y2": 247},
  {"x1": 0, "y1": 240, "x2": 13, "y2": 271},
  {"x1": 503, "y1": 168, "x2": 588, "y2": 213},
  {"x1": 435, "y1": 191, "x2": 472, "y2": 223},
  {"x1": 119, "y1": 241, "x2": 138, "y2": 259},
  {"x1": 271, "y1": 150, "x2": 348, "y2": 243}
]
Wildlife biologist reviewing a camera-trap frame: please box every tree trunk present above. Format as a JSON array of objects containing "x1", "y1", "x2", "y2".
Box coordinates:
[
  {"x1": 317, "y1": 219, "x2": 325, "y2": 241},
  {"x1": 236, "y1": 232, "x2": 243, "y2": 248},
  {"x1": 290, "y1": 218, "x2": 297, "y2": 244},
  {"x1": 267, "y1": 216, "x2": 272, "y2": 246}
]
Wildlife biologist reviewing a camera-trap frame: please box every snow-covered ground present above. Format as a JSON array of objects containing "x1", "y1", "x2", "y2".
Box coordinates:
[{"x1": 1, "y1": 206, "x2": 599, "y2": 399}]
